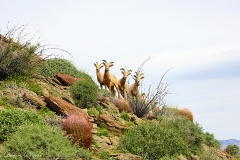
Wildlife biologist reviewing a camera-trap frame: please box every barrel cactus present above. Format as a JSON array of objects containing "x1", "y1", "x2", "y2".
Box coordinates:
[{"x1": 62, "y1": 113, "x2": 92, "y2": 148}]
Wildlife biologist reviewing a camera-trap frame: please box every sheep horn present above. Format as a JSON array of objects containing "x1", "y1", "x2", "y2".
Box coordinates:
[
  {"x1": 102, "y1": 60, "x2": 106, "y2": 64},
  {"x1": 120, "y1": 68, "x2": 125, "y2": 72},
  {"x1": 128, "y1": 70, "x2": 132, "y2": 75}
]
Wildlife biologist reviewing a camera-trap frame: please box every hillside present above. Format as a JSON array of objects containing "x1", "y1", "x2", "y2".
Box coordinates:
[{"x1": 0, "y1": 32, "x2": 233, "y2": 160}]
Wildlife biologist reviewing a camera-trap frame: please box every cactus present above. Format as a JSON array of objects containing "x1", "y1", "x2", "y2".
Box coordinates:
[
  {"x1": 113, "y1": 99, "x2": 132, "y2": 113},
  {"x1": 62, "y1": 113, "x2": 92, "y2": 148}
]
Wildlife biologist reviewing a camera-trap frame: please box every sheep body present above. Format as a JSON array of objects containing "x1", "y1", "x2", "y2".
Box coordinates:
[
  {"x1": 118, "y1": 68, "x2": 132, "y2": 99},
  {"x1": 129, "y1": 72, "x2": 144, "y2": 98},
  {"x1": 94, "y1": 62, "x2": 105, "y2": 89},
  {"x1": 102, "y1": 60, "x2": 120, "y2": 98}
]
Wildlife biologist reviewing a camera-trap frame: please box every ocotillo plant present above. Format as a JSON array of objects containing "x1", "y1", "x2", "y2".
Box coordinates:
[{"x1": 62, "y1": 113, "x2": 92, "y2": 148}]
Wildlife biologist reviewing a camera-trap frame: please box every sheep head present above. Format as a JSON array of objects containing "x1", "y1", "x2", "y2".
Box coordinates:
[
  {"x1": 133, "y1": 72, "x2": 144, "y2": 86},
  {"x1": 120, "y1": 68, "x2": 132, "y2": 79},
  {"x1": 102, "y1": 60, "x2": 114, "y2": 71},
  {"x1": 94, "y1": 62, "x2": 104, "y2": 72}
]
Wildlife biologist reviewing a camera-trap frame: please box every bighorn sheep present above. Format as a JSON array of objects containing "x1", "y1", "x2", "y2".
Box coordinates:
[
  {"x1": 118, "y1": 68, "x2": 132, "y2": 99},
  {"x1": 102, "y1": 60, "x2": 121, "y2": 98},
  {"x1": 128, "y1": 72, "x2": 144, "y2": 98},
  {"x1": 94, "y1": 62, "x2": 105, "y2": 89}
]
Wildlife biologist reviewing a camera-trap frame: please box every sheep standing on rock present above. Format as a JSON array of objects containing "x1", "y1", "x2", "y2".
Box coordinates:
[
  {"x1": 102, "y1": 60, "x2": 121, "y2": 98},
  {"x1": 118, "y1": 68, "x2": 132, "y2": 99},
  {"x1": 128, "y1": 72, "x2": 144, "y2": 98},
  {"x1": 94, "y1": 62, "x2": 105, "y2": 89}
]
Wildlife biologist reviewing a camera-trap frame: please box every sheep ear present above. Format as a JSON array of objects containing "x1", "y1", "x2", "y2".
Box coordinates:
[
  {"x1": 94, "y1": 62, "x2": 97, "y2": 67},
  {"x1": 100, "y1": 63, "x2": 104, "y2": 67}
]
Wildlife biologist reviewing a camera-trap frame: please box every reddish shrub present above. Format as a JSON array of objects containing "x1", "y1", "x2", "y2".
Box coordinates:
[
  {"x1": 62, "y1": 113, "x2": 92, "y2": 148},
  {"x1": 113, "y1": 99, "x2": 132, "y2": 113},
  {"x1": 177, "y1": 108, "x2": 194, "y2": 121}
]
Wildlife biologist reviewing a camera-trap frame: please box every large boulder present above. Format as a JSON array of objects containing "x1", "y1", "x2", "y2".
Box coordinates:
[
  {"x1": 45, "y1": 95, "x2": 88, "y2": 118},
  {"x1": 55, "y1": 73, "x2": 83, "y2": 86}
]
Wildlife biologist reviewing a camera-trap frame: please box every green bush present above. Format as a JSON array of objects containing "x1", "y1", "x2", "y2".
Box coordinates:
[
  {"x1": 70, "y1": 77, "x2": 99, "y2": 108},
  {"x1": 159, "y1": 116, "x2": 204, "y2": 155},
  {"x1": 38, "y1": 58, "x2": 92, "y2": 79},
  {"x1": 118, "y1": 122, "x2": 190, "y2": 159},
  {"x1": 96, "y1": 123, "x2": 109, "y2": 136},
  {"x1": 0, "y1": 108, "x2": 46, "y2": 142},
  {"x1": 0, "y1": 37, "x2": 40, "y2": 80},
  {"x1": 2, "y1": 124, "x2": 93, "y2": 160},
  {"x1": 202, "y1": 132, "x2": 221, "y2": 148},
  {"x1": 120, "y1": 111, "x2": 131, "y2": 121},
  {"x1": 225, "y1": 144, "x2": 240, "y2": 156}
]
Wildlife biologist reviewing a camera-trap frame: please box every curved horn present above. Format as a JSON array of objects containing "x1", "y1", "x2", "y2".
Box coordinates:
[
  {"x1": 128, "y1": 70, "x2": 132, "y2": 75},
  {"x1": 102, "y1": 60, "x2": 107, "y2": 64},
  {"x1": 120, "y1": 68, "x2": 125, "y2": 72},
  {"x1": 139, "y1": 73, "x2": 144, "y2": 79}
]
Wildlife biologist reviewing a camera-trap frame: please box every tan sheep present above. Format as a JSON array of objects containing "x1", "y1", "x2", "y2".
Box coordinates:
[
  {"x1": 128, "y1": 72, "x2": 144, "y2": 98},
  {"x1": 102, "y1": 60, "x2": 120, "y2": 98},
  {"x1": 94, "y1": 62, "x2": 106, "y2": 89},
  {"x1": 118, "y1": 68, "x2": 132, "y2": 99}
]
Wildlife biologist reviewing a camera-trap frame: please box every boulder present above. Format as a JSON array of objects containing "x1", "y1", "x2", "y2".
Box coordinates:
[
  {"x1": 95, "y1": 114, "x2": 127, "y2": 136},
  {"x1": 55, "y1": 73, "x2": 83, "y2": 86},
  {"x1": 23, "y1": 92, "x2": 46, "y2": 107},
  {"x1": 45, "y1": 95, "x2": 88, "y2": 118}
]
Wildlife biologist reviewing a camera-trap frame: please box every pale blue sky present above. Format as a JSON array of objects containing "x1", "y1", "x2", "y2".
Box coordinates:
[{"x1": 1, "y1": 0, "x2": 240, "y2": 140}]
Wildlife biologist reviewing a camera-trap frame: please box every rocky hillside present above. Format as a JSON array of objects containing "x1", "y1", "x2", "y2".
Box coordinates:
[
  {"x1": 0, "y1": 72, "x2": 231, "y2": 160},
  {"x1": 0, "y1": 32, "x2": 232, "y2": 160}
]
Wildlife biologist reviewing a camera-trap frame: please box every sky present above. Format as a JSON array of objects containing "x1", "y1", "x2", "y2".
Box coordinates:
[{"x1": 1, "y1": 0, "x2": 240, "y2": 140}]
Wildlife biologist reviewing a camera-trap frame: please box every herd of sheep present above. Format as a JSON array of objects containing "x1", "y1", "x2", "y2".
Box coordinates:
[{"x1": 94, "y1": 60, "x2": 144, "y2": 99}]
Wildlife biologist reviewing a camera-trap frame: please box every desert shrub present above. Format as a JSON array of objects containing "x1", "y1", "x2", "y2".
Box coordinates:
[
  {"x1": 159, "y1": 116, "x2": 204, "y2": 155},
  {"x1": 120, "y1": 111, "x2": 131, "y2": 121},
  {"x1": 114, "y1": 99, "x2": 132, "y2": 113},
  {"x1": 127, "y1": 96, "x2": 150, "y2": 118},
  {"x1": 97, "y1": 150, "x2": 110, "y2": 159},
  {"x1": 38, "y1": 58, "x2": 92, "y2": 80},
  {"x1": 62, "y1": 113, "x2": 93, "y2": 148},
  {"x1": 225, "y1": 144, "x2": 240, "y2": 156},
  {"x1": 96, "y1": 123, "x2": 109, "y2": 136},
  {"x1": 0, "y1": 35, "x2": 40, "y2": 81},
  {"x1": 4, "y1": 76, "x2": 42, "y2": 95},
  {"x1": 119, "y1": 122, "x2": 190, "y2": 159},
  {"x1": 97, "y1": 88, "x2": 111, "y2": 97},
  {"x1": 2, "y1": 124, "x2": 93, "y2": 160},
  {"x1": 0, "y1": 108, "x2": 46, "y2": 142},
  {"x1": 202, "y1": 132, "x2": 221, "y2": 148},
  {"x1": 70, "y1": 77, "x2": 99, "y2": 108},
  {"x1": 87, "y1": 107, "x2": 99, "y2": 116},
  {"x1": 160, "y1": 155, "x2": 178, "y2": 160}
]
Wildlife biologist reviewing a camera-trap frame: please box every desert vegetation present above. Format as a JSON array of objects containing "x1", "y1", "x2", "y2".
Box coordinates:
[{"x1": 0, "y1": 25, "x2": 230, "y2": 159}]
